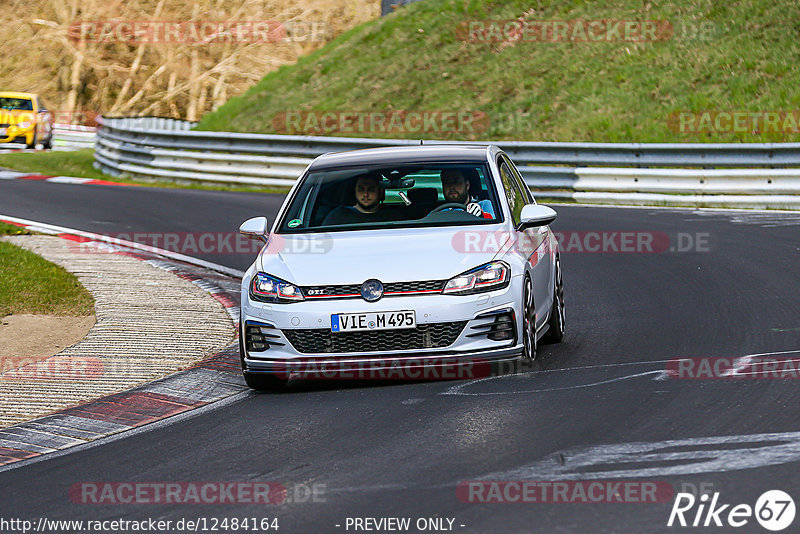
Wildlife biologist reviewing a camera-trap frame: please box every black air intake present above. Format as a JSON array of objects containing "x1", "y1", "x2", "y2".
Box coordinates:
[
  {"x1": 245, "y1": 323, "x2": 284, "y2": 352},
  {"x1": 466, "y1": 309, "x2": 516, "y2": 343}
]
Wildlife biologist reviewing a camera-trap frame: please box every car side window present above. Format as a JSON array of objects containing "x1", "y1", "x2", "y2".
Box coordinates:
[
  {"x1": 503, "y1": 156, "x2": 534, "y2": 204},
  {"x1": 498, "y1": 159, "x2": 525, "y2": 226}
]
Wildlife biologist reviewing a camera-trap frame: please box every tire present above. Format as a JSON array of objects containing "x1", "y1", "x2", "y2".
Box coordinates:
[
  {"x1": 239, "y1": 318, "x2": 288, "y2": 391},
  {"x1": 26, "y1": 132, "x2": 37, "y2": 150},
  {"x1": 244, "y1": 372, "x2": 288, "y2": 392},
  {"x1": 521, "y1": 274, "x2": 537, "y2": 361},
  {"x1": 542, "y1": 255, "x2": 565, "y2": 344},
  {"x1": 42, "y1": 133, "x2": 53, "y2": 150}
]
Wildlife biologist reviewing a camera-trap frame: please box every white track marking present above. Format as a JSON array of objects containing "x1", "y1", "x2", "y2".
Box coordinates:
[
  {"x1": 441, "y1": 358, "x2": 682, "y2": 396},
  {"x1": 683, "y1": 210, "x2": 800, "y2": 226},
  {"x1": 518, "y1": 358, "x2": 681, "y2": 374},
  {"x1": 44, "y1": 176, "x2": 93, "y2": 184},
  {"x1": 478, "y1": 430, "x2": 800, "y2": 480},
  {"x1": 442, "y1": 369, "x2": 668, "y2": 396},
  {"x1": 549, "y1": 202, "x2": 800, "y2": 215},
  {"x1": 443, "y1": 350, "x2": 800, "y2": 396},
  {"x1": 721, "y1": 350, "x2": 800, "y2": 377},
  {"x1": 0, "y1": 213, "x2": 245, "y2": 278}
]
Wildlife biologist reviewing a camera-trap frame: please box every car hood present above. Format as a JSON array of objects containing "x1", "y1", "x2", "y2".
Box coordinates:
[{"x1": 256, "y1": 225, "x2": 509, "y2": 285}]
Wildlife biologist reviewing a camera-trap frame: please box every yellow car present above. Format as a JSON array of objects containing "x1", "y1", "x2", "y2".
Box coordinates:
[{"x1": 0, "y1": 92, "x2": 54, "y2": 149}]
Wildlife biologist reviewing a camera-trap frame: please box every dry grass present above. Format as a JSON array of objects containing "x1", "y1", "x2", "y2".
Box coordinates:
[{"x1": 1, "y1": 0, "x2": 380, "y2": 122}]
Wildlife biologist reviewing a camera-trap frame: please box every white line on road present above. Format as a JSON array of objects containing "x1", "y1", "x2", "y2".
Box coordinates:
[
  {"x1": 477, "y1": 430, "x2": 800, "y2": 480},
  {"x1": 0, "y1": 213, "x2": 245, "y2": 278},
  {"x1": 442, "y1": 349, "x2": 800, "y2": 396},
  {"x1": 442, "y1": 369, "x2": 668, "y2": 396}
]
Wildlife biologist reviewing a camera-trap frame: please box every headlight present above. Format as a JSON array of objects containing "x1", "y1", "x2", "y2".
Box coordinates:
[
  {"x1": 19, "y1": 121, "x2": 31, "y2": 129},
  {"x1": 443, "y1": 261, "x2": 510, "y2": 295},
  {"x1": 250, "y1": 272, "x2": 304, "y2": 303}
]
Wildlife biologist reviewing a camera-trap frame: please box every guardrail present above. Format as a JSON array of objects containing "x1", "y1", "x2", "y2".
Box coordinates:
[
  {"x1": 94, "y1": 116, "x2": 800, "y2": 208},
  {"x1": 53, "y1": 124, "x2": 97, "y2": 150},
  {"x1": 95, "y1": 116, "x2": 308, "y2": 186}
]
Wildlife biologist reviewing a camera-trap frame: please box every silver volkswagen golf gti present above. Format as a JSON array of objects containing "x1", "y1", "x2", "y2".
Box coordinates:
[{"x1": 238, "y1": 145, "x2": 565, "y2": 390}]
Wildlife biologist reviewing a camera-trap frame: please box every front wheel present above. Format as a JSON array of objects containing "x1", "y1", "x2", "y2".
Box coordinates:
[
  {"x1": 522, "y1": 275, "x2": 537, "y2": 361},
  {"x1": 244, "y1": 372, "x2": 288, "y2": 392},
  {"x1": 26, "y1": 132, "x2": 37, "y2": 150},
  {"x1": 42, "y1": 133, "x2": 53, "y2": 150},
  {"x1": 542, "y1": 255, "x2": 565, "y2": 344}
]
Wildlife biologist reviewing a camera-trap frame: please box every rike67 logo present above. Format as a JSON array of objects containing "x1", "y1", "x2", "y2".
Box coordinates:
[{"x1": 668, "y1": 490, "x2": 795, "y2": 531}]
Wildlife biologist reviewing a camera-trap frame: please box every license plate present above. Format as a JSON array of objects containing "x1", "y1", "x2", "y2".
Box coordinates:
[
  {"x1": 331, "y1": 310, "x2": 416, "y2": 333},
  {"x1": 0, "y1": 128, "x2": 6, "y2": 136}
]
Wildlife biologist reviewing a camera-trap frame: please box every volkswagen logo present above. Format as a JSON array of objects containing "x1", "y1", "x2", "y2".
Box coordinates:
[{"x1": 360, "y1": 279, "x2": 384, "y2": 302}]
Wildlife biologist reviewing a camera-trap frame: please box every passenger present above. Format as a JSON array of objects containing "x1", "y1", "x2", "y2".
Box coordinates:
[
  {"x1": 439, "y1": 168, "x2": 495, "y2": 218},
  {"x1": 323, "y1": 173, "x2": 386, "y2": 225}
]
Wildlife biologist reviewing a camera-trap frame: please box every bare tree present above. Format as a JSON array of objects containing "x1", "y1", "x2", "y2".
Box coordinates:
[{"x1": 2, "y1": 0, "x2": 380, "y2": 123}]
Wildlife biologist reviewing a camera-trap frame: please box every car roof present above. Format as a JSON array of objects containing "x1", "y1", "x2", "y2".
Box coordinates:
[
  {"x1": 308, "y1": 145, "x2": 498, "y2": 170},
  {"x1": 0, "y1": 92, "x2": 36, "y2": 99}
]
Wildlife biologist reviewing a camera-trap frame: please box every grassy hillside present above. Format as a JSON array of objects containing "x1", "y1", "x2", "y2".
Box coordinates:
[{"x1": 197, "y1": 0, "x2": 800, "y2": 143}]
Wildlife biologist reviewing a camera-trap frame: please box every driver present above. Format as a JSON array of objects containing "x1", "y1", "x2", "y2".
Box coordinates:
[
  {"x1": 323, "y1": 173, "x2": 386, "y2": 225},
  {"x1": 439, "y1": 168, "x2": 495, "y2": 219}
]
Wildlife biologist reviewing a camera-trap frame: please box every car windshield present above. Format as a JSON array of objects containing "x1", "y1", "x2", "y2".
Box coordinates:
[
  {"x1": 0, "y1": 97, "x2": 33, "y2": 111},
  {"x1": 277, "y1": 162, "x2": 503, "y2": 233}
]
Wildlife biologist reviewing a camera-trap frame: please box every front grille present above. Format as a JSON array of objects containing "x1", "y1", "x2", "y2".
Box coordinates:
[
  {"x1": 385, "y1": 280, "x2": 445, "y2": 294},
  {"x1": 302, "y1": 284, "x2": 361, "y2": 298},
  {"x1": 302, "y1": 280, "x2": 445, "y2": 299},
  {"x1": 0, "y1": 124, "x2": 9, "y2": 128},
  {"x1": 283, "y1": 322, "x2": 467, "y2": 354}
]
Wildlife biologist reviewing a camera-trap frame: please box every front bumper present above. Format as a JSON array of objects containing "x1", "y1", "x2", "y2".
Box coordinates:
[
  {"x1": 243, "y1": 346, "x2": 522, "y2": 378},
  {"x1": 240, "y1": 276, "x2": 525, "y2": 376},
  {"x1": 0, "y1": 127, "x2": 34, "y2": 144}
]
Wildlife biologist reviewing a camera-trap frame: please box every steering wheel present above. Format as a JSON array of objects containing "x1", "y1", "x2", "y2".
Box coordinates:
[{"x1": 430, "y1": 203, "x2": 468, "y2": 213}]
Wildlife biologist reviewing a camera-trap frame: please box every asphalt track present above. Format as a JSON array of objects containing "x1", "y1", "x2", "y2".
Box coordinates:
[{"x1": 2, "y1": 179, "x2": 800, "y2": 532}]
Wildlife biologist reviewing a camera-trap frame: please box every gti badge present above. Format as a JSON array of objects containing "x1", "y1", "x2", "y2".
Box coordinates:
[{"x1": 361, "y1": 279, "x2": 384, "y2": 302}]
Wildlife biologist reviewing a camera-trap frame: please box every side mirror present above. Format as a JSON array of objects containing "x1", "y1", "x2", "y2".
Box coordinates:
[
  {"x1": 239, "y1": 217, "x2": 269, "y2": 243},
  {"x1": 517, "y1": 204, "x2": 557, "y2": 231}
]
